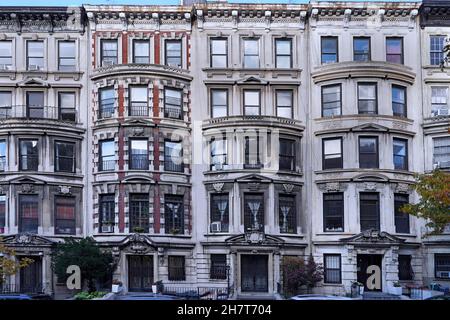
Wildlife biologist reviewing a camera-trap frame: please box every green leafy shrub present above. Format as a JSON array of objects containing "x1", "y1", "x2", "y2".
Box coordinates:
[{"x1": 74, "y1": 291, "x2": 107, "y2": 300}]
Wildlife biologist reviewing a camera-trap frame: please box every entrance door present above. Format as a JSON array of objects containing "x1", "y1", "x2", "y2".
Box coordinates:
[
  {"x1": 241, "y1": 255, "x2": 268, "y2": 292},
  {"x1": 128, "y1": 255, "x2": 154, "y2": 292},
  {"x1": 357, "y1": 254, "x2": 382, "y2": 291},
  {"x1": 20, "y1": 256, "x2": 42, "y2": 293}
]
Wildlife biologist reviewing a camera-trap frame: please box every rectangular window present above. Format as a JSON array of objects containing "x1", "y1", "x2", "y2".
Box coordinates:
[
  {"x1": 359, "y1": 137, "x2": 379, "y2": 169},
  {"x1": 164, "y1": 140, "x2": 183, "y2": 172},
  {"x1": 386, "y1": 37, "x2": 403, "y2": 64},
  {"x1": 360, "y1": 192, "x2": 380, "y2": 231},
  {"x1": 323, "y1": 138, "x2": 343, "y2": 170},
  {"x1": 210, "y1": 254, "x2": 227, "y2": 280},
  {"x1": 0, "y1": 195, "x2": 5, "y2": 234},
  {"x1": 99, "y1": 140, "x2": 115, "y2": 171},
  {"x1": 55, "y1": 141, "x2": 75, "y2": 173},
  {"x1": 276, "y1": 90, "x2": 293, "y2": 118},
  {"x1": 26, "y1": 91, "x2": 44, "y2": 119},
  {"x1": 279, "y1": 194, "x2": 296, "y2": 234},
  {"x1": 19, "y1": 194, "x2": 38, "y2": 234},
  {"x1": 129, "y1": 194, "x2": 149, "y2": 233},
  {"x1": 392, "y1": 85, "x2": 407, "y2": 117},
  {"x1": 243, "y1": 193, "x2": 264, "y2": 232},
  {"x1": 133, "y1": 40, "x2": 150, "y2": 64},
  {"x1": 55, "y1": 196, "x2": 76, "y2": 235},
  {"x1": 398, "y1": 255, "x2": 413, "y2": 281},
  {"x1": 353, "y1": 37, "x2": 371, "y2": 61},
  {"x1": 168, "y1": 256, "x2": 185, "y2": 281},
  {"x1": 165, "y1": 195, "x2": 184, "y2": 234},
  {"x1": 393, "y1": 138, "x2": 408, "y2": 171},
  {"x1": 243, "y1": 90, "x2": 260, "y2": 116},
  {"x1": 211, "y1": 89, "x2": 228, "y2": 118},
  {"x1": 99, "y1": 194, "x2": 115, "y2": 233},
  {"x1": 165, "y1": 40, "x2": 182, "y2": 68},
  {"x1": 323, "y1": 193, "x2": 344, "y2": 232},
  {"x1": 210, "y1": 193, "x2": 229, "y2": 233},
  {"x1": 431, "y1": 87, "x2": 449, "y2": 117},
  {"x1": 324, "y1": 254, "x2": 341, "y2": 284},
  {"x1": 433, "y1": 137, "x2": 450, "y2": 169},
  {"x1": 19, "y1": 139, "x2": 38, "y2": 171},
  {"x1": 0, "y1": 41, "x2": 12, "y2": 69},
  {"x1": 430, "y1": 35, "x2": 445, "y2": 66},
  {"x1": 243, "y1": 38, "x2": 259, "y2": 68},
  {"x1": 210, "y1": 137, "x2": 227, "y2": 171},
  {"x1": 321, "y1": 37, "x2": 338, "y2": 64},
  {"x1": 164, "y1": 88, "x2": 182, "y2": 119},
  {"x1": 129, "y1": 139, "x2": 148, "y2": 170},
  {"x1": 394, "y1": 194, "x2": 410, "y2": 234},
  {"x1": 0, "y1": 140, "x2": 5, "y2": 171},
  {"x1": 100, "y1": 39, "x2": 118, "y2": 66},
  {"x1": 0, "y1": 91, "x2": 12, "y2": 118},
  {"x1": 244, "y1": 134, "x2": 262, "y2": 169},
  {"x1": 27, "y1": 40, "x2": 44, "y2": 70},
  {"x1": 321, "y1": 84, "x2": 341, "y2": 117},
  {"x1": 358, "y1": 83, "x2": 377, "y2": 114},
  {"x1": 435, "y1": 254, "x2": 450, "y2": 279},
  {"x1": 99, "y1": 87, "x2": 115, "y2": 119},
  {"x1": 58, "y1": 92, "x2": 76, "y2": 122},
  {"x1": 275, "y1": 38, "x2": 292, "y2": 68},
  {"x1": 210, "y1": 38, "x2": 227, "y2": 68},
  {"x1": 279, "y1": 138, "x2": 295, "y2": 171},
  {"x1": 129, "y1": 86, "x2": 148, "y2": 116},
  {"x1": 58, "y1": 41, "x2": 76, "y2": 71}
]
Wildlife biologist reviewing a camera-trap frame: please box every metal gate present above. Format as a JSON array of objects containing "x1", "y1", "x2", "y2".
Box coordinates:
[
  {"x1": 128, "y1": 255, "x2": 154, "y2": 292},
  {"x1": 241, "y1": 255, "x2": 268, "y2": 292}
]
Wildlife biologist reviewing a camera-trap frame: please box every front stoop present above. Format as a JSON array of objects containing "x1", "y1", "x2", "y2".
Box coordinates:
[{"x1": 362, "y1": 292, "x2": 404, "y2": 300}]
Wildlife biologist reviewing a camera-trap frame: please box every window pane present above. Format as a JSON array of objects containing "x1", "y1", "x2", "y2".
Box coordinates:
[
  {"x1": 0, "y1": 41, "x2": 12, "y2": 67},
  {"x1": 433, "y1": 137, "x2": 450, "y2": 168},
  {"x1": 59, "y1": 41, "x2": 75, "y2": 58},
  {"x1": 244, "y1": 91, "x2": 259, "y2": 106},
  {"x1": 393, "y1": 139, "x2": 407, "y2": 170},
  {"x1": 165, "y1": 141, "x2": 183, "y2": 172},
  {"x1": 165, "y1": 40, "x2": 182, "y2": 67},
  {"x1": 353, "y1": 38, "x2": 370, "y2": 61},
  {"x1": 276, "y1": 40, "x2": 291, "y2": 55},
  {"x1": 211, "y1": 90, "x2": 227, "y2": 118},
  {"x1": 55, "y1": 142, "x2": 75, "y2": 172},
  {"x1": 244, "y1": 193, "x2": 264, "y2": 232},
  {"x1": 210, "y1": 194, "x2": 229, "y2": 232},
  {"x1": 0, "y1": 91, "x2": 12, "y2": 109},
  {"x1": 212, "y1": 39, "x2": 227, "y2": 55},
  {"x1": 430, "y1": 36, "x2": 445, "y2": 65},
  {"x1": 279, "y1": 195, "x2": 296, "y2": 233},
  {"x1": 244, "y1": 39, "x2": 258, "y2": 55},
  {"x1": 55, "y1": 197, "x2": 76, "y2": 235},
  {"x1": 28, "y1": 41, "x2": 44, "y2": 57},
  {"x1": 165, "y1": 195, "x2": 184, "y2": 234},
  {"x1": 20, "y1": 140, "x2": 38, "y2": 171},
  {"x1": 324, "y1": 255, "x2": 341, "y2": 283},
  {"x1": 323, "y1": 193, "x2": 344, "y2": 232},
  {"x1": 0, "y1": 140, "x2": 6, "y2": 171},
  {"x1": 359, "y1": 84, "x2": 376, "y2": 99},
  {"x1": 386, "y1": 38, "x2": 403, "y2": 64},
  {"x1": 360, "y1": 193, "x2": 380, "y2": 231},
  {"x1": 324, "y1": 139, "x2": 341, "y2": 158},
  {"x1": 134, "y1": 41, "x2": 149, "y2": 59},
  {"x1": 321, "y1": 37, "x2": 338, "y2": 64},
  {"x1": 322, "y1": 85, "x2": 341, "y2": 116}
]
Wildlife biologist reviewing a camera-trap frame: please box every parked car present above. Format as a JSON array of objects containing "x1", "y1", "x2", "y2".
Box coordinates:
[
  {"x1": 425, "y1": 294, "x2": 450, "y2": 300},
  {"x1": 289, "y1": 294, "x2": 354, "y2": 300},
  {"x1": 0, "y1": 294, "x2": 33, "y2": 300}
]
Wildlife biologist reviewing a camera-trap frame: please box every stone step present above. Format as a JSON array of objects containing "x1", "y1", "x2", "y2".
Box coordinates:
[{"x1": 363, "y1": 292, "x2": 402, "y2": 300}]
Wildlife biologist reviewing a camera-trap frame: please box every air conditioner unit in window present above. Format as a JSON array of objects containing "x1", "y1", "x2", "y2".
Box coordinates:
[
  {"x1": 28, "y1": 64, "x2": 41, "y2": 71},
  {"x1": 210, "y1": 221, "x2": 222, "y2": 233},
  {"x1": 433, "y1": 108, "x2": 449, "y2": 117},
  {"x1": 0, "y1": 64, "x2": 11, "y2": 70},
  {"x1": 101, "y1": 225, "x2": 113, "y2": 233},
  {"x1": 437, "y1": 271, "x2": 450, "y2": 279},
  {"x1": 102, "y1": 59, "x2": 115, "y2": 66}
]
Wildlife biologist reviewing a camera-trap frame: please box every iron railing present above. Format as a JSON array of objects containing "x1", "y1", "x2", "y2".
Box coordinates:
[
  {"x1": 0, "y1": 157, "x2": 5, "y2": 171},
  {"x1": 98, "y1": 105, "x2": 115, "y2": 119},
  {"x1": 129, "y1": 154, "x2": 149, "y2": 170},
  {"x1": 160, "y1": 285, "x2": 229, "y2": 300},
  {"x1": 164, "y1": 106, "x2": 182, "y2": 119},
  {"x1": 0, "y1": 105, "x2": 76, "y2": 122},
  {"x1": 129, "y1": 102, "x2": 149, "y2": 116},
  {"x1": 99, "y1": 160, "x2": 115, "y2": 172},
  {"x1": 164, "y1": 158, "x2": 184, "y2": 172},
  {"x1": 0, "y1": 284, "x2": 44, "y2": 294}
]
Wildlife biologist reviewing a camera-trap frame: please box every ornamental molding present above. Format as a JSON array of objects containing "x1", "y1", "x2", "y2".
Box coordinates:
[
  {"x1": 317, "y1": 182, "x2": 348, "y2": 192},
  {"x1": 282, "y1": 184, "x2": 295, "y2": 193},
  {"x1": 58, "y1": 185, "x2": 72, "y2": 195},
  {"x1": 21, "y1": 184, "x2": 34, "y2": 193},
  {"x1": 212, "y1": 182, "x2": 224, "y2": 192}
]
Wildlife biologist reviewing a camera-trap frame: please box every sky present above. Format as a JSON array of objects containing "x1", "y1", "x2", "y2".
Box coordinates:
[{"x1": 0, "y1": 0, "x2": 420, "y2": 7}]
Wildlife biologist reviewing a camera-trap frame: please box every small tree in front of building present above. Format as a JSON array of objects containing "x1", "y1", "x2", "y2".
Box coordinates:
[
  {"x1": 51, "y1": 237, "x2": 116, "y2": 293},
  {"x1": 281, "y1": 255, "x2": 323, "y2": 297},
  {"x1": 0, "y1": 239, "x2": 34, "y2": 287},
  {"x1": 401, "y1": 170, "x2": 450, "y2": 236}
]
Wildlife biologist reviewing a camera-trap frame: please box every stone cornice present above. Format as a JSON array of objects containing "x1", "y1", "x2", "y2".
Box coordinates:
[{"x1": 420, "y1": 0, "x2": 450, "y2": 27}]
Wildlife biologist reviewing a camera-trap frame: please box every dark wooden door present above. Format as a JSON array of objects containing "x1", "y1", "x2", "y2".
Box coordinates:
[
  {"x1": 128, "y1": 255, "x2": 154, "y2": 292},
  {"x1": 357, "y1": 254, "x2": 382, "y2": 291},
  {"x1": 20, "y1": 256, "x2": 42, "y2": 293},
  {"x1": 241, "y1": 255, "x2": 268, "y2": 292}
]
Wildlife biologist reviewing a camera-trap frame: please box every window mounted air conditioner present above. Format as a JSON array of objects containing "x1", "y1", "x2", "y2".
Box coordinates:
[
  {"x1": 28, "y1": 64, "x2": 40, "y2": 71},
  {"x1": 210, "y1": 221, "x2": 222, "y2": 233},
  {"x1": 102, "y1": 59, "x2": 115, "y2": 66},
  {"x1": 101, "y1": 225, "x2": 113, "y2": 233},
  {"x1": 433, "y1": 108, "x2": 450, "y2": 117},
  {"x1": 0, "y1": 64, "x2": 11, "y2": 71},
  {"x1": 437, "y1": 271, "x2": 450, "y2": 279}
]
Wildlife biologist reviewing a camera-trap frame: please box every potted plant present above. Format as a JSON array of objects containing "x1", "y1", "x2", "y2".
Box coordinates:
[
  {"x1": 388, "y1": 281, "x2": 402, "y2": 295},
  {"x1": 153, "y1": 280, "x2": 163, "y2": 294},
  {"x1": 170, "y1": 228, "x2": 180, "y2": 235},
  {"x1": 351, "y1": 281, "x2": 364, "y2": 295},
  {"x1": 112, "y1": 279, "x2": 123, "y2": 293},
  {"x1": 133, "y1": 226, "x2": 145, "y2": 233}
]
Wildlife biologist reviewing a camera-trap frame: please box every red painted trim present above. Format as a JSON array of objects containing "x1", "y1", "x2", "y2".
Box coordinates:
[
  {"x1": 154, "y1": 33, "x2": 160, "y2": 65},
  {"x1": 153, "y1": 182, "x2": 160, "y2": 233},
  {"x1": 118, "y1": 183, "x2": 125, "y2": 233},
  {"x1": 122, "y1": 32, "x2": 128, "y2": 64}
]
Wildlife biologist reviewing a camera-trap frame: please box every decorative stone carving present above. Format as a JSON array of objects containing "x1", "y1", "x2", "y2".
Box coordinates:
[
  {"x1": 318, "y1": 182, "x2": 348, "y2": 192},
  {"x1": 59, "y1": 185, "x2": 71, "y2": 195},
  {"x1": 212, "y1": 183, "x2": 224, "y2": 192},
  {"x1": 132, "y1": 127, "x2": 145, "y2": 136},
  {"x1": 395, "y1": 183, "x2": 411, "y2": 194},
  {"x1": 282, "y1": 183, "x2": 295, "y2": 193},
  {"x1": 245, "y1": 231, "x2": 265, "y2": 244},
  {"x1": 364, "y1": 182, "x2": 378, "y2": 191},
  {"x1": 248, "y1": 182, "x2": 260, "y2": 191},
  {"x1": 0, "y1": 186, "x2": 4, "y2": 194},
  {"x1": 21, "y1": 184, "x2": 34, "y2": 193}
]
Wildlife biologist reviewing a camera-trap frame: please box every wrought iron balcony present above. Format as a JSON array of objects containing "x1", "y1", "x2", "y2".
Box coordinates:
[
  {"x1": 99, "y1": 160, "x2": 116, "y2": 172},
  {"x1": 164, "y1": 106, "x2": 183, "y2": 120},
  {"x1": 0, "y1": 105, "x2": 77, "y2": 122},
  {"x1": 129, "y1": 154, "x2": 149, "y2": 170},
  {"x1": 129, "y1": 102, "x2": 150, "y2": 117}
]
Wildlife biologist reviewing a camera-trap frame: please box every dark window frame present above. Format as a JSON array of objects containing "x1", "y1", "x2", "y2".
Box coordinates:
[
  {"x1": 54, "y1": 195, "x2": 76, "y2": 235},
  {"x1": 435, "y1": 254, "x2": 450, "y2": 279},
  {"x1": 279, "y1": 194, "x2": 297, "y2": 234},
  {"x1": 0, "y1": 40, "x2": 13, "y2": 68},
  {"x1": 164, "y1": 39, "x2": 182, "y2": 68},
  {"x1": 321, "y1": 36, "x2": 339, "y2": 64},
  {"x1": 129, "y1": 193, "x2": 150, "y2": 233},
  {"x1": 19, "y1": 139, "x2": 39, "y2": 171},
  {"x1": 276, "y1": 89, "x2": 293, "y2": 118},
  {"x1": 275, "y1": 38, "x2": 293, "y2": 69},
  {"x1": 398, "y1": 255, "x2": 414, "y2": 281},
  {"x1": 100, "y1": 39, "x2": 118, "y2": 66},
  {"x1": 54, "y1": 140, "x2": 76, "y2": 173},
  {"x1": 99, "y1": 139, "x2": 115, "y2": 172},
  {"x1": 243, "y1": 37, "x2": 260, "y2": 68},
  {"x1": 243, "y1": 89, "x2": 261, "y2": 116},
  {"x1": 26, "y1": 91, "x2": 45, "y2": 119},
  {"x1": 210, "y1": 136, "x2": 227, "y2": 171},
  {"x1": 0, "y1": 139, "x2": 6, "y2": 172},
  {"x1": 18, "y1": 194, "x2": 39, "y2": 234},
  {"x1": 58, "y1": 40, "x2": 76, "y2": 71},
  {"x1": 99, "y1": 194, "x2": 115, "y2": 233},
  {"x1": 359, "y1": 192, "x2": 380, "y2": 231},
  {"x1": 393, "y1": 138, "x2": 408, "y2": 171},
  {"x1": 321, "y1": 84, "x2": 342, "y2": 117},
  {"x1": 244, "y1": 134, "x2": 262, "y2": 169},
  {"x1": 210, "y1": 254, "x2": 227, "y2": 280},
  {"x1": 322, "y1": 137, "x2": 343, "y2": 170},
  {"x1": 26, "y1": 40, "x2": 44, "y2": 70},
  {"x1": 358, "y1": 136, "x2": 379, "y2": 169},
  {"x1": 279, "y1": 138, "x2": 296, "y2": 172},
  {"x1": 210, "y1": 88, "x2": 228, "y2": 118},
  {"x1": 164, "y1": 139, "x2": 183, "y2": 173},
  {"x1": 353, "y1": 37, "x2": 371, "y2": 61},
  {"x1": 430, "y1": 35, "x2": 445, "y2": 66},
  {"x1": 394, "y1": 193, "x2": 410, "y2": 234},
  {"x1": 243, "y1": 192, "x2": 265, "y2": 232},
  {"x1": 392, "y1": 84, "x2": 407, "y2": 118},
  {"x1": 58, "y1": 91, "x2": 77, "y2": 122},
  {"x1": 99, "y1": 86, "x2": 115, "y2": 119},
  {"x1": 128, "y1": 138, "x2": 149, "y2": 170},
  {"x1": 132, "y1": 39, "x2": 150, "y2": 64},
  {"x1": 168, "y1": 256, "x2": 186, "y2": 281},
  {"x1": 164, "y1": 87, "x2": 183, "y2": 120},
  {"x1": 164, "y1": 194, "x2": 184, "y2": 235},
  {"x1": 324, "y1": 254, "x2": 342, "y2": 284},
  {"x1": 210, "y1": 193, "x2": 229, "y2": 233},
  {"x1": 323, "y1": 192, "x2": 344, "y2": 232},
  {"x1": 357, "y1": 82, "x2": 378, "y2": 115},
  {"x1": 386, "y1": 37, "x2": 404, "y2": 64},
  {"x1": 210, "y1": 37, "x2": 228, "y2": 68},
  {"x1": 0, "y1": 194, "x2": 5, "y2": 233},
  {"x1": 129, "y1": 85, "x2": 149, "y2": 117}
]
